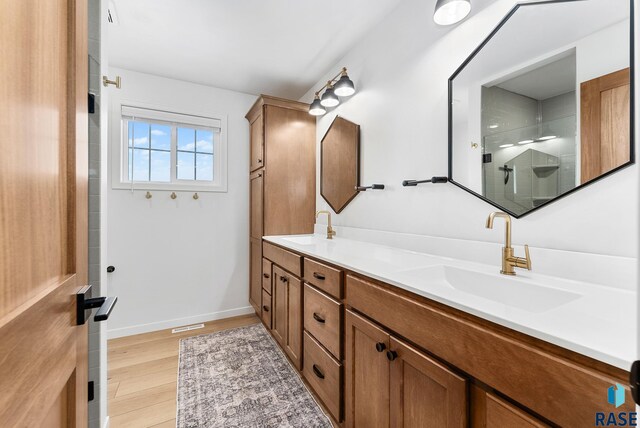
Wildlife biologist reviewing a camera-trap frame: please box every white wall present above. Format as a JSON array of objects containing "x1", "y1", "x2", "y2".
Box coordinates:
[
  {"x1": 302, "y1": 0, "x2": 638, "y2": 258},
  {"x1": 107, "y1": 68, "x2": 256, "y2": 337}
]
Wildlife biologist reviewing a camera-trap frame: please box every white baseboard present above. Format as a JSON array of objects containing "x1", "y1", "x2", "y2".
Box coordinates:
[
  {"x1": 102, "y1": 416, "x2": 109, "y2": 428},
  {"x1": 107, "y1": 306, "x2": 255, "y2": 339}
]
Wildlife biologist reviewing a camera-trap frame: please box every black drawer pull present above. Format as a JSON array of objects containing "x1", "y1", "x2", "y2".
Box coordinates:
[
  {"x1": 313, "y1": 313, "x2": 325, "y2": 324},
  {"x1": 312, "y1": 364, "x2": 325, "y2": 379},
  {"x1": 262, "y1": 305, "x2": 269, "y2": 312},
  {"x1": 280, "y1": 275, "x2": 288, "y2": 282},
  {"x1": 263, "y1": 273, "x2": 270, "y2": 278},
  {"x1": 313, "y1": 272, "x2": 326, "y2": 280},
  {"x1": 375, "y1": 342, "x2": 386, "y2": 352}
]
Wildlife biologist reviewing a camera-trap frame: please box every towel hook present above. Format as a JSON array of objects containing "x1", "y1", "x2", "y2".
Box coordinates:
[
  {"x1": 145, "y1": 191, "x2": 152, "y2": 199},
  {"x1": 193, "y1": 193, "x2": 199, "y2": 200},
  {"x1": 170, "y1": 192, "x2": 177, "y2": 199}
]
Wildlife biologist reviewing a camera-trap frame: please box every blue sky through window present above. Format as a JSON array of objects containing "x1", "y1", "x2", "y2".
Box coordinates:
[{"x1": 127, "y1": 120, "x2": 214, "y2": 183}]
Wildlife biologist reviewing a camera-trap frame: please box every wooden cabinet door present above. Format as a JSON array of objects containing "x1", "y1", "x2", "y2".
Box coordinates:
[
  {"x1": 250, "y1": 170, "x2": 263, "y2": 240},
  {"x1": 284, "y1": 274, "x2": 302, "y2": 369},
  {"x1": 272, "y1": 266, "x2": 288, "y2": 346},
  {"x1": 345, "y1": 309, "x2": 391, "y2": 428},
  {"x1": 249, "y1": 238, "x2": 262, "y2": 312},
  {"x1": 250, "y1": 112, "x2": 264, "y2": 172},
  {"x1": 472, "y1": 386, "x2": 549, "y2": 428},
  {"x1": 389, "y1": 338, "x2": 467, "y2": 428},
  {"x1": 0, "y1": 0, "x2": 89, "y2": 426}
]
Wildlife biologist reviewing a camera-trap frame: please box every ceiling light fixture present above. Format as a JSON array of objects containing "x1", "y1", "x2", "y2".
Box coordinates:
[
  {"x1": 535, "y1": 135, "x2": 557, "y2": 142},
  {"x1": 499, "y1": 143, "x2": 514, "y2": 148},
  {"x1": 517, "y1": 139, "x2": 534, "y2": 145},
  {"x1": 434, "y1": 0, "x2": 472, "y2": 26},
  {"x1": 308, "y1": 67, "x2": 356, "y2": 116}
]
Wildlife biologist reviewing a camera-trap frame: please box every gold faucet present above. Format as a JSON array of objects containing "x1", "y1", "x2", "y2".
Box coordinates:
[
  {"x1": 316, "y1": 211, "x2": 336, "y2": 239},
  {"x1": 485, "y1": 212, "x2": 531, "y2": 276}
]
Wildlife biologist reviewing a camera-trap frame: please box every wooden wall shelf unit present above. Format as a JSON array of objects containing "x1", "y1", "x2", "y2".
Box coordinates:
[{"x1": 259, "y1": 239, "x2": 634, "y2": 427}]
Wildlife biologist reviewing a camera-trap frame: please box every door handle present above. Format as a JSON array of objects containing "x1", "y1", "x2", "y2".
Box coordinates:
[
  {"x1": 107, "y1": 265, "x2": 115, "y2": 273},
  {"x1": 76, "y1": 285, "x2": 118, "y2": 325}
]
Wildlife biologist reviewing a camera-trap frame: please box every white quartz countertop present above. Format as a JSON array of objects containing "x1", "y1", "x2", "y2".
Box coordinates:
[{"x1": 264, "y1": 234, "x2": 637, "y2": 370}]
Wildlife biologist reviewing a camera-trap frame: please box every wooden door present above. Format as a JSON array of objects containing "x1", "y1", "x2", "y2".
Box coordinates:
[
  {"x1": 389, "y1": 338, "x2": 467, "y2": 428},
  {"x1": 249, "y1": 112, "x2": 264, "y2": 172},
  {"x1": 345, "y1": 309, "x2": 391, "y2": 428},
  {"x1": 580, "y1": 68, "x2": 630, "y2": 183},
  {"x1": 272, "y1": 266, "x2": 288, "y2": 346},
  {"x1": 471, "y1": 386, "x2": 549, "y2": 428},
  {"x1": 0, "y1": 0, "x2": 89, "y2": 426},
  {"x1": 284, "y1": 274, "x2": 302, "y2": 369}
]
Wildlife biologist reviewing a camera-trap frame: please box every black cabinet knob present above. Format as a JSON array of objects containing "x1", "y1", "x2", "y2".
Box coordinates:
[
  {"x1": 386, "y1": 350, "x2": 398, "y2": 361},
  {"x1": 106, "y1": 266, "x2": 115, "y2": 273},
  {"x1": 262, "y1": 305, "x2": 269, "y2": 312},
  {"x1": 263, "y1": 273, "x2": 270, "y2": 278},
  {"x1": 375, "y1": 342, "x2": 386, "y2": 352},
  {"x1": 280, "y1": 276, "x2": 288, "y2": 282}
]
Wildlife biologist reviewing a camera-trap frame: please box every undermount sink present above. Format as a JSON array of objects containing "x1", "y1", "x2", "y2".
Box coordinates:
[
  {"x1": 279, "y1": 235, "x2": 319, "y2": 246},
  {"x1": 399, "y1": 265, "x2": 582, "y2": 313}
]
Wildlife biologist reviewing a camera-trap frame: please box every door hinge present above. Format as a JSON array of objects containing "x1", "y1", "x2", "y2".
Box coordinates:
[
  {"x1": 88, "y1": 381, "x2": 95, "y2": 402},
  {"x1": 631, "y1": 360, "x2": 639, "y2": 405}
]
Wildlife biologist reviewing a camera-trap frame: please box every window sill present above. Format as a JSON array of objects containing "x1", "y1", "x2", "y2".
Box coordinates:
[{"x1": 111, "y1": 181, "x2": 228, "y2": 193}]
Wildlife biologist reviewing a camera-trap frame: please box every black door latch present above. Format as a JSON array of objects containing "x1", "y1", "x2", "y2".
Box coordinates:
[{"x1": 76, "y1": 284, "x2": 118, "y2": 325}]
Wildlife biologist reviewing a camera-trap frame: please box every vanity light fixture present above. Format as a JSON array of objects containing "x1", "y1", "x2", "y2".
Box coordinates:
[
  {"x1": 308, "y1": 67, "x2": 356, "y2": 116},
  {"x1": 309, "y1": 95, "x2": 327, "y2": 116},
  {"x1": 489, "y1": 124, "x2": 499, "y2": 129},
  {"x1": 320, "y1": 84, "x2": 340, "y2": 107},
  {"x1": 434, "y1": 0, "x2": 472, "y2": 26},
  {"x1": 499, "y1": 143, "x2": 514, "y2": 148}
]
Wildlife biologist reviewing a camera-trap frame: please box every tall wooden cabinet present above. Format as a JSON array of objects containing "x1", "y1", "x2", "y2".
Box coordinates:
[{"x1": 246, "y1": 95, "x2": 316, "y2": 313}]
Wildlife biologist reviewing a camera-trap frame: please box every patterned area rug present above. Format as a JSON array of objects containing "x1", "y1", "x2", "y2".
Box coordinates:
[{"x1": 177, "y1": 323, "x2": 332, "y2": 428}]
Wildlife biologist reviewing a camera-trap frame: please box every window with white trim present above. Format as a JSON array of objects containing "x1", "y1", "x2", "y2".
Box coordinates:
[{"x1": 114, "y1": 106, "x2": 227, "y2": 192}]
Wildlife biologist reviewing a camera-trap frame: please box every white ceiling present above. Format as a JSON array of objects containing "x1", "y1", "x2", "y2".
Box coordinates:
[
  {"x1": 107, "y1": 0, "x2": 404, "y2": 99},
  {"x1": 496, "y1": 53, "x2": 577, "y2": 100}
]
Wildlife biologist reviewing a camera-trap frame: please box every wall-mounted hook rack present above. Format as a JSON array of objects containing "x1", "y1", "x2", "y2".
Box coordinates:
[
  {"x1": 170, "y1": 192, "x2": 177, "y2": 199},
  {"x1": 402, "y1": 176, "x2": 448, "y2": 186},
  {"x1": 356, "y1": 184, "x2": 385, "y2": 191},
  {"x1": 193, "y1": 193, "x2": 199, "y2": 200},
  {"x1": 145, "y1": 191, "x2": 152, "y2": 199}
]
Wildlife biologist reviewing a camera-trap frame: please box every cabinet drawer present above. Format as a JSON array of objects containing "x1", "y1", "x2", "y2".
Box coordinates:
[
  {"x1": 263, "y1": 242, "x2": 302, "y2": 277},
  {"x1": 261, "y1": 289, "x2": 272, "y2": 329},
  {"x1": 262, "y1": 258, "x2": 273, "y2": 293},
  {"x1": 303, "y1": 331, "x2": 342, "y2": 422},
  {"x1": 304, "y1": 284, "x2": 342, "y2": 359},
  {"x1": 303, "y1": 258, "x2": 342, "y2": 298}
]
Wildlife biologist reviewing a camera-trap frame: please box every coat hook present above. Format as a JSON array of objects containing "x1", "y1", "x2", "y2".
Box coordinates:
[
  {"x1": 193, "y1": 192, "x2": 199, "y2": 200},
  {"x1": 145, "y1": 191, "x2": 152, "y2": 199},
  {"x1": 170, "y1": 192, "x2": 177, "y2": 199},
  {"x1": 103, "y1": 75, "x2": 121, "y2": 89}
]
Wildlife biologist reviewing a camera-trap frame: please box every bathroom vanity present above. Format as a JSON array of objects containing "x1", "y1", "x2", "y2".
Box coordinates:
[{"x1": 259, "y1": 235, "x2": 636, "y2": 427}]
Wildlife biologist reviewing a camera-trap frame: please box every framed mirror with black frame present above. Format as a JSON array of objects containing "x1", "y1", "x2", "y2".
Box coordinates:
[{"x1": 448, "y1": 0, "x2": 634, "y2": 218}]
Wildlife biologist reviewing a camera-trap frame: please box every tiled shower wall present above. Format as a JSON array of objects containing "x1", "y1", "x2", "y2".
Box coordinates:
[{"x1": 88, "y1": 0, "x2": 102, "y2": 425}]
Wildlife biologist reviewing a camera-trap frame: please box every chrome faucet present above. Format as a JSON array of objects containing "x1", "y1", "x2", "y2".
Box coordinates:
[
  {"x1": 316, "y1": 211, "x2": 336, "y2": 239},
  {"x1": 485, "y1": 212, "x2": 531, "y2": 276}
]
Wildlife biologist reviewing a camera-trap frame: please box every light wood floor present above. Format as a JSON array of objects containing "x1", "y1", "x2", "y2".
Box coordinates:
[{"x1": 107, "y1": 314, "x2": 260, "y2": 428}]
